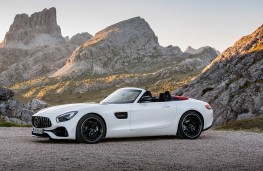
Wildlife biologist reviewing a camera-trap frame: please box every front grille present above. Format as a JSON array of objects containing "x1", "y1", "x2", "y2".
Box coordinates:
[{"x1": 32, "y1": 116, "x2": 52, "y2": 128}]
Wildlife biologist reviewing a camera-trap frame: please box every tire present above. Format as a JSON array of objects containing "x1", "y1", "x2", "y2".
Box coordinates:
[
  {"x1": 177, "y1": 111, "x2": 203, "y2": 139},
  {"x1": 76, "y1": 114, "x2": 106, "y2": 144}
]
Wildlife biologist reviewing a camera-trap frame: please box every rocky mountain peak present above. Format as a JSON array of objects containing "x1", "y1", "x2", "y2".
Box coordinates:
[
  {"x1": 0, "y1": 7, "x2": 64, "y2": 48},
  {"x1": 83, "y1": 16, "x2": 158, "y2": 48},
  {"x1": 184, "y1": 46, "x2": 196, "y2": 53},
  {"x1": 53, "y1": 16, "x2": 163, "y2": 76},
  {"x1": 9, "y1": 7, "x2": 59, "y2": 33},
  {"x1": 219, "y1": 24, "x2": 263, "y2": 58}
]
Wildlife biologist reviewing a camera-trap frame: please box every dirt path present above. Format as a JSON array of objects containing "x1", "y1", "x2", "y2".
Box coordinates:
[{"x1": 0, "y1": 128, "x2": 263, "y2": 171}]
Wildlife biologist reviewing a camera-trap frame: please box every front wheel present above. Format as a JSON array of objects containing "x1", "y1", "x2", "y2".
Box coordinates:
[
  {"x1": 76, "y1": 114, "x2": 106, "y2": 144},
  {"x1": 177, "y1": 111, "x2": 203, "y2": 139}
]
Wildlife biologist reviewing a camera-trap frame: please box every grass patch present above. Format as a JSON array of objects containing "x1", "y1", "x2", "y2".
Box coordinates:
[
  {"x1": 10, "y1": 65, "x2": 203, "y2": 105},
  {"x1": 0, "y1": 117, "x2": 31, "y2": 127},
  {"x1": 14, "y1": 93, "x2": 31, "y2": 105},
  {"x1": 216, "y1": 116, "x2": 263, "y2": 133}
]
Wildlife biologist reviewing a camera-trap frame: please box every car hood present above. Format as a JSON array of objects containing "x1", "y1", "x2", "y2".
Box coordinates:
[{"x1": 34, "y1": 103, "x2": 100, "y2": 116}]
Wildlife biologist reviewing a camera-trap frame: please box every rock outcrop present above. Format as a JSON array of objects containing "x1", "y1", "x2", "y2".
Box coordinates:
[
  {"x1": 173, "y1": 24, "x2": 263, "y2": 126},
  {"x1": 0, "y1": 87, "x2": 14, "y2": 101},
  {"x1": 0, "y1": 88, "x2": 50, "y2": 124},
  {"x1": 27, "y1": 98, "x2": 50, "y2": 113},
  {"x1": 0, "y1": 99, "x2": 34, "y2": 124}
]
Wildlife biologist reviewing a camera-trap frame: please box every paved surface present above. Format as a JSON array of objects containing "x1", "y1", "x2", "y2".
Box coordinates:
[{"x1": 0, "y1": 128, "x2": 263, "y2": 171}]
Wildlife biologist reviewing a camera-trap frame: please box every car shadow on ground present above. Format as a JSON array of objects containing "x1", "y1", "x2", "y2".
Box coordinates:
[
  {"x1": 31, "y1": 133, "x2": 215, "y2": 144},
  {"x1": 102, "y1": 133, "x2": 216, "y2": 143}
]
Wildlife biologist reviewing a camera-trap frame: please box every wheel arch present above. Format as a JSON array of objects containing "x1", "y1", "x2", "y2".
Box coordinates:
[
  {"x1": 77, "y1": 112, "x2": 107, "y2": 137},
  {"x1": 182, "y1": 110, "x2": 204, "y2": 129},
  {"x1": 176, "y1": 109, "x2": 205, "y2": 139}
]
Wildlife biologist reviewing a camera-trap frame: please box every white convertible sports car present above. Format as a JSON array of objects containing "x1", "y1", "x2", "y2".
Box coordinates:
[{"x1": 32, "y1": 87, "x2": 213, "y2": 143}]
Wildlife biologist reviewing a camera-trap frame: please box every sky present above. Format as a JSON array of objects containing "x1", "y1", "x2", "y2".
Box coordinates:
[{"x1": 0, "y1": 0, "x2": 262, "y2": 52}]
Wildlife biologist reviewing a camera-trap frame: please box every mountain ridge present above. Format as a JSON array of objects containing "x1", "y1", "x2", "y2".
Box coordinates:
[
  {"x1": 52, "y1": 16, "x2": 217, "y2": 78},
  {"x1": 184, "y1": 46, "x2": 220, "y2": 55}
]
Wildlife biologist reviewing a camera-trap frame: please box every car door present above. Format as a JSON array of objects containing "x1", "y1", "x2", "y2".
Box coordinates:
[
  {"x1": 130, "y1": 101, "x2": 176, "y2": 131},
  {"x1": 102, "y1": 103, "x2": 132, "y2": 137}
]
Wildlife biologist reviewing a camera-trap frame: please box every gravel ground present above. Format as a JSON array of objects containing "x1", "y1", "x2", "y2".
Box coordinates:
[{"x1": 0, "y1": 128, "x2": 263, "y2": 171}]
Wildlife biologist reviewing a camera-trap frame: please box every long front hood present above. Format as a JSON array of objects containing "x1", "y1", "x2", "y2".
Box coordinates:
[{"x1": 34, "y1": 103, "x2": 100, "y2": 116}]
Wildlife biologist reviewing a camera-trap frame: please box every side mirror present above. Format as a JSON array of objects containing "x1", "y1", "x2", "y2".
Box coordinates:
[{"x1": 140, "y1": 96, "x2": 152, "y2": 102}]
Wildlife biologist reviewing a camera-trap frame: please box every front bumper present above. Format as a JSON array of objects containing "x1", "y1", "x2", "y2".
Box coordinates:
[
  {"x1": 31, "y1": 114, "x2": 79, "y2": 140},
  {"x1": 32, "y1": 127, "x2": 69, "y2": 138}
]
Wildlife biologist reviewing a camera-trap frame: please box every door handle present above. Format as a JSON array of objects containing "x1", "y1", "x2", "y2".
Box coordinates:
[{"x1": 162, "y1": 106, "x2": 171, "y2": 108}]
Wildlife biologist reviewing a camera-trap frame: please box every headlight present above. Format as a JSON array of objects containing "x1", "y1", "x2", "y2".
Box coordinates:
[{"x1": 56, "y1": 111, "x2": 78, "y2": 122}]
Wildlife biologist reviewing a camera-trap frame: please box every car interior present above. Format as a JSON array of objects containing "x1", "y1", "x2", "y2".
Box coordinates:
[{"x1": 140, "y1": 90, "x2": 188, "y2": 103}]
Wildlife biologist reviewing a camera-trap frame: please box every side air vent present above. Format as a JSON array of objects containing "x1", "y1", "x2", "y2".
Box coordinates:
[{"x1": 114, "y1": 112, "x2": 128, "y2": 119}]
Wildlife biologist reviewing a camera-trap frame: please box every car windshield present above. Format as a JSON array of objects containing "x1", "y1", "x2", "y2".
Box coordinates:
[{"x1": 100, "y1": 89, "x2": 142, "y2": 104}]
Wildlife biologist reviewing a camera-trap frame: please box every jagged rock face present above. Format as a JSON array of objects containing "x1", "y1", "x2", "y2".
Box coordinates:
[
  {"x1": 0, "y1": 7, "x2": 64, "y2": 49},
  {"x1": 68, "y1": 32, "x2": 93, "y2": 46},
  {"x1": 9, "y1": 7, "x2": 60, "y2": 34},
  {"x1": 0, "y1": 99, "x2": 34, "y2": 123},
  {"x1": 173, "y1": 24, "x2": 263, "y2": 126},
  {"x1": 53, "y1": 17, "x2": 217, "y2": 77}
]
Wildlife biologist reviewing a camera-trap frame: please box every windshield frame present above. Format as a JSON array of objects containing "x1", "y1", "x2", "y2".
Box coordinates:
[{"x1": 100, "y1": 88, "x2": 143, "y2": 104}]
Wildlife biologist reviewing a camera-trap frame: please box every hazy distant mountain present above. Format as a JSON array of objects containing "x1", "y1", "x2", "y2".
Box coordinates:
[
  {"x1": 184, "y1": 46, "x2": 220, "y2": 55},
  {"x1": 173, "y1": 24, "x2": 263, "y2": 126},
  {"x1": 67, "y1": 32, "x2": 93, "y2": 46}
]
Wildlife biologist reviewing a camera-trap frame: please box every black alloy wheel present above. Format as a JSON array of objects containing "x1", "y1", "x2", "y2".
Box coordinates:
[
  {"x1": 76, "y1": 114, "x2": 106, "y2": 143},
  {"x1": 177, "y1": 111, "x2": 203, "y2": 139}
]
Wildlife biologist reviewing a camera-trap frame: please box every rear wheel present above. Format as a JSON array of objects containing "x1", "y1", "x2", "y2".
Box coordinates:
[
  {"x1": 177, "y1": 111, "x2": 203, "y2": 139},
  {"x1": 76, "y1": 114, "x2": 106, "y2": 144}
]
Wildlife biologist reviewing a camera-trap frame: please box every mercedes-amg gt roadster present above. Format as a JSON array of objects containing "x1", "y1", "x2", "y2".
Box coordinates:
[{"x1": 32, "y1": 87, "x2": 213, "y2": 143}]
